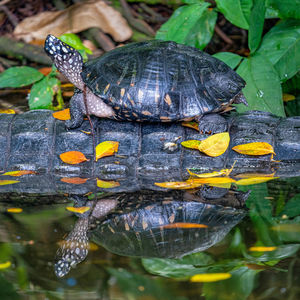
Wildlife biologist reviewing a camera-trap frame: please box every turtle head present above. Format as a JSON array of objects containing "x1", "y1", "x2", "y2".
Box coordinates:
[{"x1": 44, "y1": 34, "x2": 84, "y2": 89}]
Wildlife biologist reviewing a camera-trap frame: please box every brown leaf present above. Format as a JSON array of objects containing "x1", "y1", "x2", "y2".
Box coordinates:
[
  {"x1": 53, "y1": 109, "x2": 70, "y2": 121},
  {"x1": 14, "y1": 1, "x2": 132, "y2": 43},
  {"x1": 232, "y1": 142, "x2": 275, "y2": 156},
  {"x1": 60, "y1": 177, "x2": 89, "y2": 184},
  {"x1": 181, "y1": 121, "x2": 199, "y2": 131},
  {"x1": 96, "y1": 141, "x2": 119, "y2": 161},
  {"x1": 198, "y1": 132, "x2": 230, "y2": 157},
  {"x1": 59, "y1": 151, "x2": 89, "y2": 164},
  {"x1": 1, "y1": 170, "x2": 36, "y2": 177}
]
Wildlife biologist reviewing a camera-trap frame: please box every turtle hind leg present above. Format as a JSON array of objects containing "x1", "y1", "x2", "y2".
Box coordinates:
[
  {"x1": 195, "y1": 113, "x2": 228, "y2": 134},
  {"x1": 233, "y1": 92, "x2": 248, "y2": 106},
  {"x1": 65, "y1": 89, "x2": 86, "y2": 129}
]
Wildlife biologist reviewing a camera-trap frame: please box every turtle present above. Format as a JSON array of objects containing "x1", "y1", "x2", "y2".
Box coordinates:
[
  {"x1": 54, "y1": 189, "x2": 248, "y2": 277},
  {"x1": 44, "y1": 35, "x2": 248, "y2": 131}
]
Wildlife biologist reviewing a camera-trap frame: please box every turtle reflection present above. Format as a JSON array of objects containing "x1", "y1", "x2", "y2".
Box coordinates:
[{"x1": 54, "y1": 187, "x2": 249, "y2": 277}]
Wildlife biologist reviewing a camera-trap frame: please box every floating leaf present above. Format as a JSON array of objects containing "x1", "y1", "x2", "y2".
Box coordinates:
[
  {"x1": 0, "y1": 261, "x2": 11, "y2": 269},
  {"x1": 53, "y1": 108, "x2": 70, "y2": 120},
  {"x1": 232, "y1": 142, "x2": 275, "y2": 156},
  {"x1": 6, "y1": 208, "x2": 23, "y2": 213},
  {"x1": 181, "y1": 121, "x2": 199, "y2": 131},
  {"x1": 96, "y1": 141, "x2": 119, "y2": 161},
  {"x1": 61, "y1": 177, "x2": 89, "y2": 184},
  {"x1": 235, "y1": 172, "x2": 275, "y2": 178},
  {"x1": 190, "y1": 273, "x2": 232, "y2": 282},
  {"x1": 66, "y1": 206, "x2": 90, "y2": 214},
  {"x1": 97, "y1": 178, "x2": 120, "y2": 188},
  {"x1": 1, "y1": 170, "x2": 36, "y2": 177},
  {"x1": 161, "y1": 223, "x2": 208, "y2": 229},
  {"x1": 0, "y1": 180, "x2": 20, "y2": 185},
  {"x1": 198, "y1": 132, "x2": 230, "y2": 157},
  {"x1": 190, "y1": 177, "x2": 236, "y2": 188},
  {"x1": 181, "y1": 140, "x2": 202, "y2": 150},
  {"x1": 0, "y1": 109, "x2": 15, "y2": 114},
  {"x1": 249, "y1": 246, "x2": 277, "y2": 252},
  {"x1": 188, "y1": 161, "x2": 236, "y2": 178},
  {"x1": 154, "y1": 180, "x2": 202, "y2": 190},
  {"x1": 59, "y1": 151, "x2": 89, "y2": 164},
  {"x1": 235, "y1": 176, "x2": 278, "y2": 185}
]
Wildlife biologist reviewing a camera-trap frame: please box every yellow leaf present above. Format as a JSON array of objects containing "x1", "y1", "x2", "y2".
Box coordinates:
[
  {"x1": 232, "y1": 142, "x2": 275, "y2": 156},
  {"x1": 0, "y1": 261, "x2": 11, "y2": 269},
  {"x1": 52, "y1": 108, "x2": 71, "y2": 120},
  {"x1": 0, "y1": 180, "x2": 19, "y2": 185},
  {"x1": 190, "y1": 273, "x2": 231, "y2": 282},
  {"x1": 249, "y1": 246, "x2": 277, "y2": 252},
  {"x1": 181, "y1": 140, "x2": 202, "y2": 150},
  {"x1": 161, "y1": 222, "x2": 208, "y2": 229},
  {"x1": 0, "y1": 109, "x2": 15, "y2": 114},
  {"x1": 188, "y1": 177, "x2": 235, "y2": 188},
  {"x1": 95, "y1": 141, "x2": 119, "y2": 161},
  {"x1": 282, "y1": 93, "x2": 295, "y2": 102},
  {"x1": 66, "y1": 206, "x2": 90, "y2": 214},
  {"x1": 1, "y1": 170, "x2": 36, "y2": 177},
  {"x1": 88, "y1": 242, "x2": 99, "y2": 251},
  {"x1": 97, "y1": 178, "x2": 120, "y2": 188},
  {"x1": 198, "y1": 132, "x2": 230, "y2": 157},
  {"x1": 181, "y1": 121, "x2": 199, "y2": 131},
  {"x1": 235, "y1": 172, "x2": 275, "y2": 178},
  {"x1": 188, "y1": 161, "x2": 236, "y2": 178},
  {"x1": 236, "y1": 176, "x2": 278, "y2": 185},
  {"x1": 6, "y1": 208, "x2": 23, "y2": 213},
  {"x1": 80, "y1": 130, "x2": 91, "y2": 135},
  {"x1": 60, "y1": 151, "x2": 89, "y2": 164},
  {"x1": 154, "y1": 180, "x2": 202, "y2": 190},
  {"x1": 60, "y1": 177, "x2": 89, "y2": 184}
]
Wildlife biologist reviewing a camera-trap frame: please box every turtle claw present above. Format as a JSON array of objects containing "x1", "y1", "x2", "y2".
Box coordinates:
[{"x1": 233, "y1": 92, "x2": 248, "y2": 106}]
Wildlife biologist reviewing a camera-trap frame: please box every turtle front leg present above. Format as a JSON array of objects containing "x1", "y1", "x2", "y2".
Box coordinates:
[
  {"x1": 65, "y1": 89, "x2": 86, "y2": 129},
  {"x1": 195, "y1": 113, "x2": 228, "y2": 134}
]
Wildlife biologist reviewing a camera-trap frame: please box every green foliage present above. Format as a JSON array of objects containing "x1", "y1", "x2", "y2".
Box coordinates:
[{"x1": 213, "y1": 52, "x2": 243, "y2": 69}]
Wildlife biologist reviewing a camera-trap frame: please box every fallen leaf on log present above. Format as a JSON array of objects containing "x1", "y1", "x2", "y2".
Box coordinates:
[
  {"x1": 14, "y1": 1, "x2": 132, "y2": 43},
  {"x1": 96, "y1": 141, "x2": 119, "y2": 161},
  {"x1": 60, "y1": 151, "x2": 89, "y2": 164},
  {"x1": 0, "y1": 109, "x2": 15, "y2": 114},
  {"x1": 198, "y1": 132, "x2": 230, "y2": 157},
  {"x1": 66, "y1": 206, "x2": 90, "y2": 214},
  {"x1": 53, "y1": 109, "x2": 70, "y2": 120},
  {"x1": 181, "y1": 140, "x2": 202, "y2": 150},
  {"x1": 232, "y1": 142, "x2": 275, "y2": 156},
  {"x1": 181, "y1": 121, "x2": 199, "y2": 131},
  {"x1": 0, "y1": 180, "x2": 20, "y2": 185},
  {"x1": 97, "y1": 178, "x2": 120, "y2": 188},
  {"x1": 61, "y1": 177, "x2": 89, "y2": 184},
  {"x1": 1, "y1": 170, "x2": 36, "y2": 176},
  {"x1": 235, "y1": 176, "x2": 278, "y2": 185}
]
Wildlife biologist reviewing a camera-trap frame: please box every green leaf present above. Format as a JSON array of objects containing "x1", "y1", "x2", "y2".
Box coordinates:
[
  {"x1": 29, "y1": 75, "x2": 60, "y2": 109},
  {"x1": 215, "y1": 0, "x2": 252, "y2": 29},
  {"x1": 213, "y1": 52, "x2": 243, "y2": 69},
  {"x1": 281, "y1": 193, "x2": 300, "y2": 218},
  {"x1": 60, "y1": 33, "x2": 92, "y2": 54},
  {"x1": 248, "y1": 0, "x2": 266, "y2": 53},
  {"x1": 257, "y1": 19, "x2": 300, "y2": 81},
  {"x1": 0, "y1": 67, "x2": 44, "y2": 88},
  {"x1": 267, "y1": 0, "x2": 300, "y2": 19},
  {"x1": 236, "y1": 54, "x2": 285, "y2": 116},
  {"x1": 156, "y1": 3, "x2": 217, "y2": 49}
]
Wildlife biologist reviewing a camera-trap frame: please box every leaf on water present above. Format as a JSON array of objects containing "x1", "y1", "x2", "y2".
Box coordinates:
[
  {"x1": 1, "y1": 170, "x2": 36, "y2": 177},
  {"x1": 52, "y1": 109, "x2": 71, "y2": 120},
  {"x1": 6, "y1": 208, "x2": 23, "y2": 213},
  {"x1": 198, "y1": 132, "x2": 230, "y2": 157},
  {"x1": 0, "y1": 109, "x2": 15, "y2": 114},
  {"x1": 235, "y1": 176, "x2": 278, "y2": 186},
  {"x1": 66, "y1": 206, "x2": 90, "y2": 214},
  {"x1": 283, "y1": 93, "x2": 296, "y2": 102},
  {"x1": 0, "y1": 180, "x2": 20, "y2": 185},
  {"x1": 97, "y1": 178, "x2": 120, "y2": 189},
  {"x1": 161, "y1": 222, "x2": 208, "y2": 229},
  {"x1": 60, "y1": 151, "x2": 89, "y2": 164},
  {"x1": 96, "y1": 141, "x2": 119, "y2": 161},
  {"x1": 181, "y1": 140, "x2": 202, "y2": 150},
  {"x1": 235, "y1": 172, "x2": 275, "y2": 178},
  {"x1": 188, "y1": 161, "x2": 236, "y2": 178},
  {"x1": 189, "y1": 177, "x2": 236, "y2": 188},
  {"x1": 0, "y1": 261, "x2": 11, "y2": 269},
  {"x1": 249, "y1": 246, "x2": 277, "y2": 252},
  {"x1": 154, "y1": 180, "x2": 202, "y2": 190},
  {"x1": 190, "y1": 273, "x2": 232, "y2": 282},
  {"x1": 60, "y1": 177, "x2": 89, "y2": 184},
  {"x1": 181, "y1": 121, "x2": 199, "y2": 131},
  {"x1": 232, "y1": 142, "x2": 275, "y2": 156}
]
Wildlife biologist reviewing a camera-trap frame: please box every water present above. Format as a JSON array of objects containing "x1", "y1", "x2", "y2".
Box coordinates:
[{"x1": 1, "y1": 177, "x2": 300, "y2": 300}]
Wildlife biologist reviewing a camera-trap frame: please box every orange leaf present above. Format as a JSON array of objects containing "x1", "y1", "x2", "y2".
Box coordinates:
[
  {"x1": 198, "y1": 132, "x2": 230, "y2": 157},
  {"x1": 6, "y1": 208, "x2": 23, "y2": 213},
  {"x1": 53, "y1": 109, "x2": 71, "y2": 120},
  {"x1": 161, "y1": 222, "x2": 208, "y2": 229},
  {"x1": 97, "y1": 178, "x2": 120, "y2": 188},
  {"x1": 61, "y1": 177, "x2": 89, "y2": 184},
  {"x1": 232, "y1": 142, "x2": 275, "y2": 156},
  {"x1": 1, "y1": 170, "x2": 36, "y2": 177},
  {"x1": 249, "y1": 246, "x2": 277, "y2": 252},
  {"x1": 181, "y1": 121, "x2": 199, "y2": 131},
  {"x1": 95, "y1": 141, "x2": 119, "y2": 161},
  {"x1": 0, "y1": 180, "x2": 19, "y2": 185},
  {"x1": 38, "y1": 67, "x2": 52, "y2": 76},
  {"x1": 59, "y1": 151, "x2": 89, "y2": 164},
  {"x1": 66, "y1": 206, "x2": 90, "y2": 214},
  {"x1": 0, "y1": 261, "x2": 11, "y2": 269},
  {"x1": 235, "y1": 176, "x2": 278, "y2": 186},
  {"x1": 181, "y1": 140, "x2": 202, "y2": 150},
  {"x1": 0, "y1": 109, "x2": 15, "y2": 114},
  {"x1": 190, "y1": 273, "x2": 231, "y2": 282}
]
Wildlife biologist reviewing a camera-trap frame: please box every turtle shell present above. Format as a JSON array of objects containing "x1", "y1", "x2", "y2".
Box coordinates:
[
  {"x1": 92, "y1": 191, "x2": 246, "y2": 258},
  {"x1": 81, "y1": 40, "x2": 245, "y2": 122}
]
